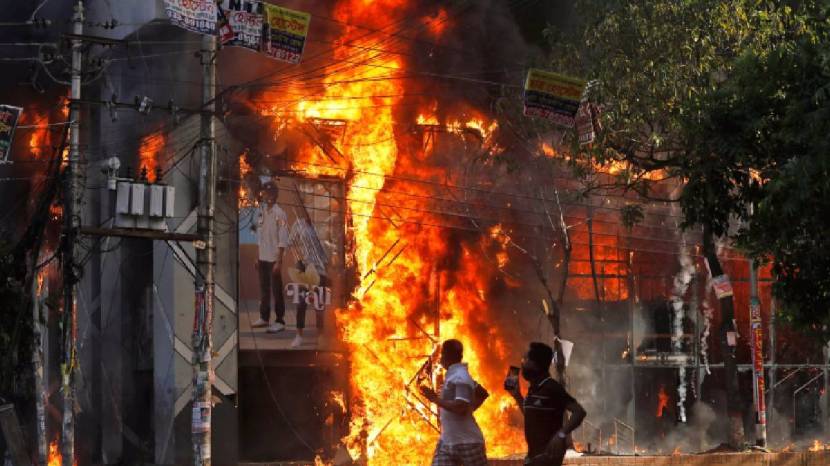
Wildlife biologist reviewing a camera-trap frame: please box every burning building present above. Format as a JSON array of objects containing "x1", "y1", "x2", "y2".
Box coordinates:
[{"x1": 4, "y1": 1, "x2": 829, "y2": 465}]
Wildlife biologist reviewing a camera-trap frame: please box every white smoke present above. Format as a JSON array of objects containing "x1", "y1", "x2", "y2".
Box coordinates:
[
  {"x1": 700, "y1": 279, "x2": 713, "y2": 376},
  {"x1": 670, "y1": 240, "x2": 695, "y2": 423}
]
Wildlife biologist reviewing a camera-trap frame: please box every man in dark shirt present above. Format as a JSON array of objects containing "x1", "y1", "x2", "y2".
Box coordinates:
[{"x1": 506, "y1": 342, "x2": 586, "y2": 466}]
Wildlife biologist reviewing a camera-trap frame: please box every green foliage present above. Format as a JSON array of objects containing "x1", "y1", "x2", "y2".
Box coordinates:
[
  {"x1": 545, "y1": 0, "x2": 830, "y2": 335},
  {"x1": 546, "y1": 0, "x2": 807, "y2": 227},
  {"x1": 697, "y1": 7, "x2": 830, "y2": 338}
]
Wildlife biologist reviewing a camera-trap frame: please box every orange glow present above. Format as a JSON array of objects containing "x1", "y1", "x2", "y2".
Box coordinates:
[
  {"x1": 809, "y1": 440, "x2": 828, "y2": 452},
  {"x1": 239, "y1": 151, "x2": 253, "y2": 208},
  {"x1": 424, "y1": 8, "x2": 449, "y2": 37},
  {"x1": 672, "y1": 446, "x2": 682, "y2": 455},
  {"x1": 656, "y1": 385, "x2": 669, "y2": 418},
  {"x1": 540, "y1": 142, "x2": 557, "y2": 158},
  {"x1": 138, "y1": 132, "x2": 165, "y2": 182},
  {"x1": 27, "y1": 111, "x2": 50, "y2": 159},
  {"x1": 47, "y1": 438, "x2": 77, "y2": 466}
]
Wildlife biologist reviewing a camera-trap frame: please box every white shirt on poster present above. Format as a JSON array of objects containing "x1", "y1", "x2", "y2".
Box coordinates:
[{"x1": 256, "y1": 203, "x2": 290, "y2": 262}]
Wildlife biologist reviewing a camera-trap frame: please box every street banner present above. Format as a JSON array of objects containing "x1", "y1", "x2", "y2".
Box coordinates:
[
  {"x1": 263, "y1": 4, "x2": 311, "y2": 64},
  {"x1": 220, "y1": 0, "x2": 265, "y2": 51},
  {"x1": 0, "y1": 105, "x2": 23, "y2": 163},
  {"x1": 711, "y1": 274, "x2": 733, "y2": 299},
  {"x1": 575, "y1": 103, "x2": 597, "y2": 146},
  {"x1": 524, "y1": 69, "x2": 586, "y2": 128},
  {"x1": 163, "y1": 0, "x2": 218, "y2": 36},
  {"x1": 749, "y1": 301, "x2": 767, "y2": 425}
]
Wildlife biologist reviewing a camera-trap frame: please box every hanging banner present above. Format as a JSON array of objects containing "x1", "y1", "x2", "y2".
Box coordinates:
[
  {"x1": 263, "y1": 3, "x2": 311, "y2": 64},
  {"x1": 163, "y1": 0, "x2": 218, "y2": 36},
  {"x1": 220, "y1": 1, "x2": 264, "y2": 51},
  {"x1": 575, "y1": 103, "x2": 598, "y2": 146},
  {"x1": 711, "y1": 274, "x2": 733, "y2": 299},
  {"x1": 749, "y1": 301, "x2": 767, "y2": 427},
  {"x1": 524, "y1": 69, "x2": 586, "y2": 128},
  {"x1": 0, "y1": 105, "x2": 23, "y2": 163}
]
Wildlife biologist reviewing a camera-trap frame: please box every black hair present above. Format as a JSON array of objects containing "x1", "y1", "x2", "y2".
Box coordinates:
[
  {"x1": 527, "y1": 342, "x2": 553, "y2": 371},
  {"x1": 442, "y1": 339, "x2": 463, "y2": 362}
]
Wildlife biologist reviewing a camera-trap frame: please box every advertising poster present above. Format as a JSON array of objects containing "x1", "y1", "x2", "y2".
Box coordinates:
[
  {"x1": 220, "y1": 0, "x2": 264, "y2": 51},
  {"x1": 0, "y1": 105, "x2": 22, "y2": 163},
  {"x1": 163, "y1": 0, "x2": 218, "y2": 36},
  {"x1": 263, "y1": 4, "x2": 311, "y2": 64},
  {"x1": 0, "y1": 105, "x2": 23, "y2": 163},
  {"x1": 711, "y1": 274, "x2": 733, "y2": 299},
  {"x1": 524, "y1": 68, "x2": 586, "y2": 128},
  {"x1": 238, "y1": 176, "x2": 345, "y2": 351}
]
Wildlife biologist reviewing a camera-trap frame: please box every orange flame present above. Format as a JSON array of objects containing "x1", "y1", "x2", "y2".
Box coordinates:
[
  {"x1": 424, "y1": 8, "x2": 449, "y2": 37},
  {"x1": 47, "y1": 438, "x2": 77, "y2": 466},
  {"x1": 656, "y1": 385, "x2": 669, "y2": 418},
  {"x1": 809, "y1": 440, "x2": 827, "y2": 451},
  {"x1": 26, "y1": 111, "x2": 50, "y2": 159},
  {"x1": 138, "y1": 132, "x2": 165, "y2": 182},
  {"x1": 239, "y1": 150, "x2": 253, "y2": 208}
]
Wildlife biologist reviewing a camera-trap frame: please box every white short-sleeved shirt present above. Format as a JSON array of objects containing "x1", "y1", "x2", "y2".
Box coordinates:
[
  {"x1": 257, "y1": 203, "x2": 290, "y2": 262},
  {"x1": 439, "y1": 362, "x2": 485, "y2": 446}
]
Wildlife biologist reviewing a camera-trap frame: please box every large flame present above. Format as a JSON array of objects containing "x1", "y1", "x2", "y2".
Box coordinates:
[{"x1": 259, "y1": 0, "x2": 527, "y2": 463}]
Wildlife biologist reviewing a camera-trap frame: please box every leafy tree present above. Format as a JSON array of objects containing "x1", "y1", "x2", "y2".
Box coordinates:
[
  {"x1": 544, "y1": 0, "x2": 814, "y2": 447},
  {"x1": 694, "y1": 4, "x2": 830, "y2": 339}
]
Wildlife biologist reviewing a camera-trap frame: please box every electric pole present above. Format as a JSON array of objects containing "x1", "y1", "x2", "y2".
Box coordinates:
[
  {"x1": 191, "y1": 33, "x2": 217, "y2": 466},
  {"x1": 61, "y1": 2, "x2": 83, "y2": 465}
]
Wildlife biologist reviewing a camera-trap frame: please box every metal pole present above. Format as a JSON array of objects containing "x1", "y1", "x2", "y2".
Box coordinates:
[
  {"x1": 32, "y1": 253, "x2": 47, "y2": 465},
  {"x1": 191, "y1": 33, "x2": 216, "y2": 466},
  {"x1": 62, "y1": 3, "x2": 83, "y2": 465},
  {"x1": 749, "y1": 256, "x2": 767, "y2": 447}
]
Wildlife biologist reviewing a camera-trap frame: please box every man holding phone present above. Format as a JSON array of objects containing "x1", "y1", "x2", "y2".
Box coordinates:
[
  {"x1": 506, "y1": 342, "x2": 586, "y2": 466},
  {"x1": 420, "y1": 339, "x2": 488, "y2": 466}
]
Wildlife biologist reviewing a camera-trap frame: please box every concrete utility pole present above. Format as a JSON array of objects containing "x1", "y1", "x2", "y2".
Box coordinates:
[
  {"x1": 192, "y1": 33, "x2": 217, "y2": 466},
  {"x1": 62, "y1": 3, "x2": 83, "y2": 465}
]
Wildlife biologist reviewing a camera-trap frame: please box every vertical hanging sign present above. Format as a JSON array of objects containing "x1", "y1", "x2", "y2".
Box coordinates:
[
  {"x1": 220, "y1": 1, "x2": 264, "y2": 51},
  {"x1": 163, "y1": 0, "x2": 218, "y2": 35},
  {"x1": 263, "y1": 3, "x2": 311, "y2": 64},
  {"x1": 0, "y1": 105, "x2": 22, "y2": 163},
  {"x1": 750, "y1": 301, "x2": 767, "y2": 428},
  {"x1": 524, "y1": 69, "x2": 586, "y2": 128}
]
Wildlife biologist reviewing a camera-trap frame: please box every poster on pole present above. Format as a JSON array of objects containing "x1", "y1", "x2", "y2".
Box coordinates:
[
  {"x1": 524, "y1": 69, "x2": 586, "y2": 128},
  {"x1": 711, "y1": 274, "x2": 734, "y2": 299},
  {"x1": 163, "y1": 0, "x2": 218, "y2": 36},
  {"x1": 263, "y1": 4, "x2": 311, "y2": 64},
  {"x1": 0, "y1": 105, "x2": 23, "y2": 163},
  {"x1": 220, "y1": 1, "x2": 265, "y2": 51}
]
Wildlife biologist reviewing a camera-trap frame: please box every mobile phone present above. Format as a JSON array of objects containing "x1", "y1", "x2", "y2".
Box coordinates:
[{"x1": 504, "y1": 366, "x2": 520, "y2": 391}]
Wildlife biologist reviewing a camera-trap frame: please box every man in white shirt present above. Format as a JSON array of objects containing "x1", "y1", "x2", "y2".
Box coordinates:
[
  {"x1": 250, "y1": 182, "x2": 290, "y2": 334},
  {"x1": 420, "y1": 339, "x2": 488, "y2": 466}
]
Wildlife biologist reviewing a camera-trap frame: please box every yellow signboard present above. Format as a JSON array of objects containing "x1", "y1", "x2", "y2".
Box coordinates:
[
  {"x1": 263, "y1": 4, "x2": 311, "y2": 64},
  {"x1": 524, "y1": 69, "x2": 586, "y2": 127}
]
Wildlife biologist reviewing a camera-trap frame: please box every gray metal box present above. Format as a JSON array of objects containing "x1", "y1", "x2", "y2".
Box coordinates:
[
  {"x1": 149, "y1": 185, "x2": 164, "y2": 217},
  {"x1": 164, "y1": 185, "x2": 176, "y2": 218},
  {"x1": 130, "y1": 183, "x2": 145, "y2": 215},
  {"x1": 115, "y1": 181, "x2": 131, "y2": 214}
]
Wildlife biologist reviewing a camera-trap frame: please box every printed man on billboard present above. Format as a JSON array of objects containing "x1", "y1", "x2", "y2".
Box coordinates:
[{"x1": 250, "y1": 181, "x2": 290, "y2": 333}]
